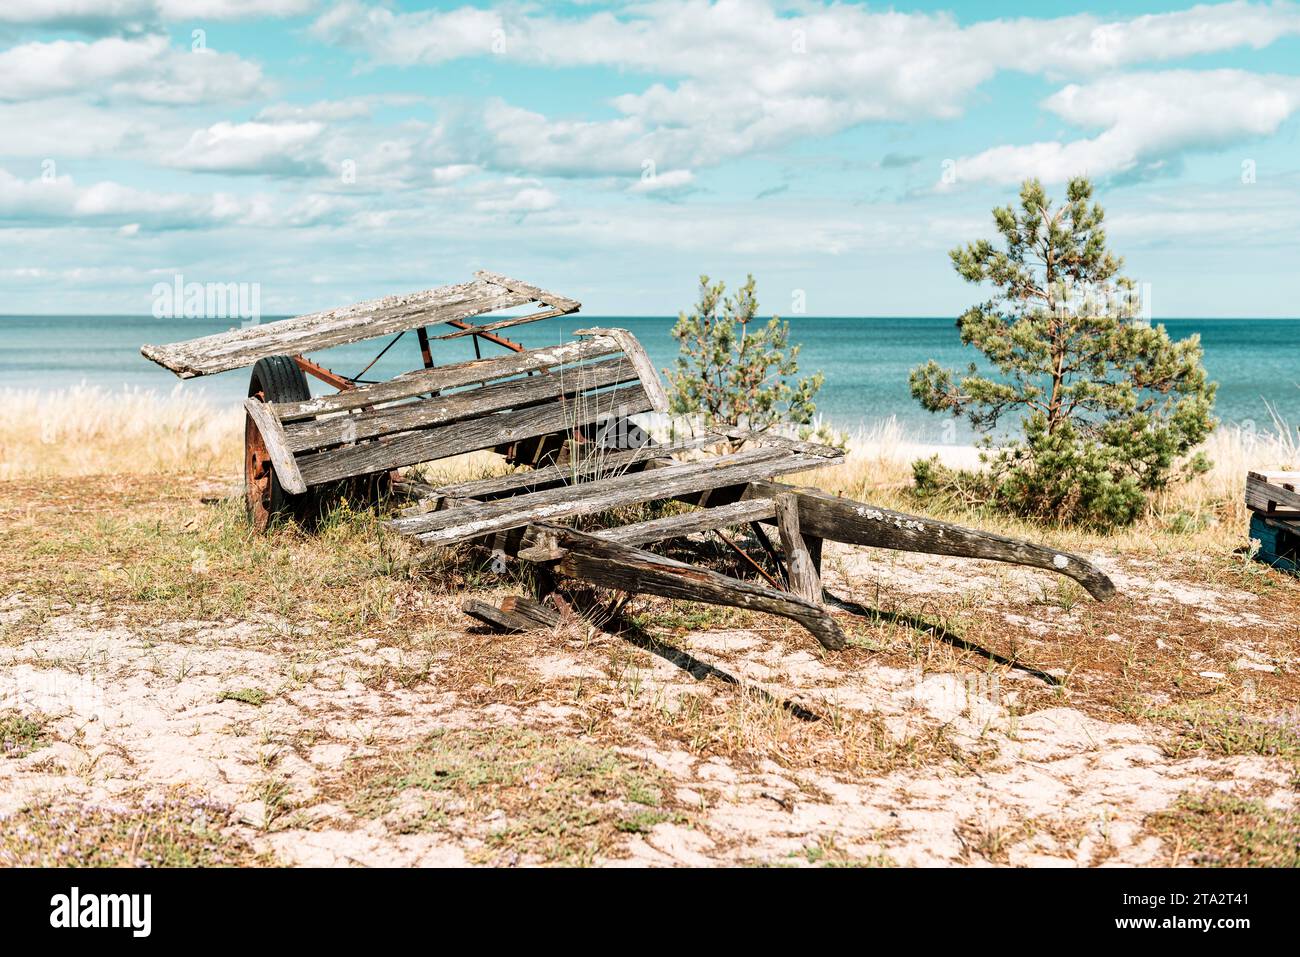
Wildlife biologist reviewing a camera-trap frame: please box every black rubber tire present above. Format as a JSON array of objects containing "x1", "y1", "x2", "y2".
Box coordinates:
[{"x1": 246, "y1": 355, "x2": 313, "y2": 529}]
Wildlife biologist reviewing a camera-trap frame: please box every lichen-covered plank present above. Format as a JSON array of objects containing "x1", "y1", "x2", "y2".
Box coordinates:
[
  {"x1": 142, "y1": 278, "x2": 537, "y2": 378},
  {"x1": 282, "y1": 356, "x2": 638, "y2": 452},
  {"x1": 576, "y1": 327, "x2": 670, "y2": 413},
  {"x1": 745, "y1": 481, "x2": 1116, "y2": 600},
  {"x1": 243, "y1": 398, "x2": 307, "y2": 494},
  {"x1": 389, "y1": 446, "x2": 830, "y2": 546}
]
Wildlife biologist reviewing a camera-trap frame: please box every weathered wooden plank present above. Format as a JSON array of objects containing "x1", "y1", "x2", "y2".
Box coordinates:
[
  {"x1": 1247, "y1": 471, "x2": 1300, "y2": 515},
  {"x1": 242, "y1": 398, "x2": 307, "y2": 494},
  {"x1": 426, "y1": 432, "x2": 733, "y2": 502},
  {"x1": 282, "y1": 356, "x2": 639, "y2": 452},
  {"x1": 462, "y1": 599, "x2": 550, "y2": 633},
  {"x1": 500, "y1": 595, "x2": 565, "y2": 628},
  {"x1": 142, "y1": 278, "x2": 538, "y2": 378},
  {"x1": 298, "y1": 383, "x2": 653, "y2": 487},
  {"x1": 391, "y1": 446, "x2": 823, "y2": 546},
  {"x1": 740, "y1": 431, "x2": 843, "y2": 459},
  {"x1": 274, "y1": 336, "x2": 622, "y2": 421},
  {"x1": 595, "y1": 499, "x2": 778, "y2": 547},
  {"x1": 527, "y1": 523, "x2": 845, "y2": 650},
  {"x1": 476, "y1": 270, "x2": 580, "y2": 312},
  {"x1": 576, "y1": 328, "x2": 670, "y2": 413},
  {"x1": 416, "y1": 428, "x2": 816, "y2": 506},
  {"x1": 743, "y1": 481, "x2": 1116, "y2": 600},
  {"x1": 775, "y1": 493, "x2": 821, "y2": 603},
  {"x1": 642, "y1": 467, "x2": 1114, "y2": 599}
]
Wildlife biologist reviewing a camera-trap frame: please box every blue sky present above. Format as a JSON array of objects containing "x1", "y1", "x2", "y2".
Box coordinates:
[{"x1": 1, "y1": 0, "x2": 1298, "y2": 317}]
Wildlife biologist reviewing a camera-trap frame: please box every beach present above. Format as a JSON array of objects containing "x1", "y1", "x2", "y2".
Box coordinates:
[{"x1": 1, "y1": 389, "x2": 1298, "y2": 866}]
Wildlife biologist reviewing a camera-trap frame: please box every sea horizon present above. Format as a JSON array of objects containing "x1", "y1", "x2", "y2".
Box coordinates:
[{"x1": 3, "y1": 313, "x2": 1297, "y2": 444}]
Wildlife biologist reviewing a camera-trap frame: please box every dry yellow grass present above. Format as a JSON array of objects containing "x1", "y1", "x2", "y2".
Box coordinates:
[
  {"x1": 2, "y1": 388, "x2": 1295, "y2": 551},
  {"x1": 0, "y1": 386, "x2": 243, "y2": 480}
]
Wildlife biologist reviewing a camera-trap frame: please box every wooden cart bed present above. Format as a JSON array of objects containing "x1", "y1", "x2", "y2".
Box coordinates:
[{"x1": 141, "y1": 270, "x2": 1116, "y2": 651}]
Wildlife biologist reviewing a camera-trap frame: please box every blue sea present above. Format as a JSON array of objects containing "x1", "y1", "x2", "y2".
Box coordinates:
[{"x1": 1, "y1": 314, "x2": 1296, "y2": 444}]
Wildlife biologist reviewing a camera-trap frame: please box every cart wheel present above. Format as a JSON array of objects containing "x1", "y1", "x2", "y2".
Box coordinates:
[{"x1": 246, "y1": 355, "x2": 313, "y2": 531}]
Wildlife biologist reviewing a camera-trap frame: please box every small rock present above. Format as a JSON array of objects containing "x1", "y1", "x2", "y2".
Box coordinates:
[{"x1": 1197, "y1": 671, "x2": 1226, "y2": 680}]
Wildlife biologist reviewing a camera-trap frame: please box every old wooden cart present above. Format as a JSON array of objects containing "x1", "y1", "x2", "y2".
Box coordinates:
[{"x1": 143, "y1": 271, "x2": 1115, "y2": 647}]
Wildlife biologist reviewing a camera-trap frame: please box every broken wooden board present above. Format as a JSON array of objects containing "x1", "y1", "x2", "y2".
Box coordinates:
[
  {"x1": 141, "y1": 271, "x2": 581, "y2": 378},
  {"x1": 418, "y1": 430, "x2": 820, "y2": 505},
  {"x1": 462, "y1": 595, "x2": 563, "y2": 632},
  {"x1": 523, "y1": 522, "x2": 845, "y2": 649},
  {"x1": 775, "y1": 493, "x2": 821, "y2": 603}
]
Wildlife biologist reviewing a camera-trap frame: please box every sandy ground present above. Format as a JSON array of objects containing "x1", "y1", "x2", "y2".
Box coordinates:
[{"x1": 3, "y1": 528, "x2": 1295, "y2": 867}]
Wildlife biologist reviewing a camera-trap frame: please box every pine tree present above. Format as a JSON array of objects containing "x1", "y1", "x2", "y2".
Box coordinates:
[
  {"x1": 910, "y1": 177, "x2": 1217, "y2": 528},
  {"x1": 668, "y1": 275, "x2": 823, "y2": 437}
]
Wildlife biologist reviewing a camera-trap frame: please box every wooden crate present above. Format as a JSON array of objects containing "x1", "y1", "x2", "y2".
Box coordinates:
[
  {"x1": 1245, "y1": 470, "x2": 1300, "y2": 572},
  {"x1": 1249, "y1": 513, "x2": 1300, "y2": 573}
]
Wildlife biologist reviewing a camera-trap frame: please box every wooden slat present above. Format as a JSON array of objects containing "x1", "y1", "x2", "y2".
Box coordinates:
[
  {"x1": 594, "y1": 499, "x2": 778, "y2": 547},
  {"x1": 391, "y1": 446, "x2": 824, "y2": 546},
  {"x1": 525, "y1": 523, "x2": 845, "y2": 650},
  {"x1": 734, "y1": 480, "x2": 1116, "y2": 601},
  {"x1": 142, "y1": 278, "x2": 540, "y2": 378},
  {"x1": 243, "y1": 398, "x2": 307, "y2": 494},
  {"x1": 476, "y1": 270, "x2": 580, "y2": 312},
  {"x1": 425, "y1": 432, "x2": 734, "y2": 502},
  {"x1": 576, "y1": 328, "x2": 669, "y2": 413},
  {"x1": 462, "y1": 596, "x2": 562, "y2": 632},
  {"x1": 775, "y1": 493, "x2": 821, "y2": 603},
  {"x1": 274, "y1": 336, "x2": 622, "y2": 421},
  {"x1": 740, "y1": 431, "x2": 843, "y2": 459},
  {"x1": 283, "y1": 356, "x2": 638, "y2": 452},
  {"x1": 297, "y1": 383, "x2": 652, "y2": 487}
]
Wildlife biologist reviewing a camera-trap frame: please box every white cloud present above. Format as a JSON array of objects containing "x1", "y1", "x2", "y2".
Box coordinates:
[
  {"x1": 629, "y1": 169, "x2": 695, "y2": 195},
  {"x1": 157, "y1": 0, "x2": 314, "y2": 17},
  {"x1": 167, "y1": 120, "x2": 328, "y2": 175},
  {"x1": 431, "y1": 164, "x2": 479, "y2": 184},
  {"x1": 311, "y1": 0, "x2": 1300, "y2": 177},
  {"x1": 949, "y1": 71, "x2": 1300, "y2": 185},
  {"x1": 474, "y1": 185, "x2": 557, "y2": 214},
  {"x1": 0, "y1": 166, "x2": 358, "y2": 230},
  {"x1": 0, "y1": 100, "x2": 150, "y2": 157},
  {"x1": 0, "y1": 0, "x2": 314, "y2": 33},
  {"x1": 0, "y1": 35, "x2": 264, "y2": 104},
  {"x1": 0, "y1": 166, "x2": 234, "y2": 229}
]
